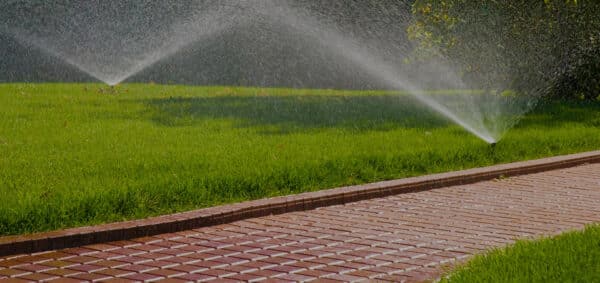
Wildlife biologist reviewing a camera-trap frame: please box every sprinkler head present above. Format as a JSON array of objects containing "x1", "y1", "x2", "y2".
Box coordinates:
[{"x1": 490, "y1": 142, "x2": 497, "y2": 148}]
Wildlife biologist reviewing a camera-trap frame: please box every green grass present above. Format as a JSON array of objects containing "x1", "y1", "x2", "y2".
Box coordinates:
[
  {"x1": 441, "y1": 225, "x2": 600, "y2": 282},
  {"x1": 0, "y1": 83, "x2": 598, "y2": 235}
]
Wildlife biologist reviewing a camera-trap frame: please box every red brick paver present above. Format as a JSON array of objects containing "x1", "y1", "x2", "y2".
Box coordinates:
[{"x1": 1, "y1": 163, "x2": 600, "y2": 282}]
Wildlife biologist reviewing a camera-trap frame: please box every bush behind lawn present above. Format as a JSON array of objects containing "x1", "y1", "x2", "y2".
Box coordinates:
[
  {"x1": 0, "y1": 83, "x2": 599, "y2": 235},
  {"x1": 442, "y1": 225, "x2": 600, "y2": 283}
]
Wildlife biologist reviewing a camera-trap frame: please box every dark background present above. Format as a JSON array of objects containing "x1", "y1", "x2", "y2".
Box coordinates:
[{"x1": 0, "y1": 0, "x2": 416, "y2": 89}]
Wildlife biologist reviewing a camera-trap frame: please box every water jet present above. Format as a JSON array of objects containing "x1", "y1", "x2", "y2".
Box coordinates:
[{"x1": 0, "y1": 0, "x2": 549, "y2": 142}]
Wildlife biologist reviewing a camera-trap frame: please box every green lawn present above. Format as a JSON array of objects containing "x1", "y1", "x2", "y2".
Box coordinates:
[
  {"x1": 0, "y1": 83, "x2": 599, "y2": 235},
  {"x1": 441, "y1": 225, "x2": 600, "y2": 282}
]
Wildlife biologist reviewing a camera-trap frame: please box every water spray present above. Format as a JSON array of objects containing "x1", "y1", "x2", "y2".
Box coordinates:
[{"x1": 2, "y1": 0, "x2": 542, "y2": 142}]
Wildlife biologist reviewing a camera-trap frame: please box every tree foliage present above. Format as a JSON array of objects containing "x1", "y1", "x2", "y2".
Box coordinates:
[{"x1": 408, "y1": 0, "x2": 600, "y2": 100}]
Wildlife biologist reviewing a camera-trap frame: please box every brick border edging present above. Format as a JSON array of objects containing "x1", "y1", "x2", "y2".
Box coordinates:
[{"x1": 1, "y1": 150, "x2": 599, "y2": 256}]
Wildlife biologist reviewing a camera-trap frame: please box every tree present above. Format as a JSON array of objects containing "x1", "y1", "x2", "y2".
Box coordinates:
[{"x1": 408, "y1": 0, "x2": 600, "y2": 100}]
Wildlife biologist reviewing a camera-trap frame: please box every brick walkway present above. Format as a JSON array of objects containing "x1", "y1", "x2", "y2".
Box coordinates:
[{"x1": 1, "y1": 163, "x2": 600, "y2": 283}]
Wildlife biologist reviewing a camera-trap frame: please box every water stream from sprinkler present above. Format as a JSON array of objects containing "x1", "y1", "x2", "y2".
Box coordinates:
[
  {"x1": 2, "y1": 2, "x2": 248, "y2": 86},
  {"x1": 0, "y1": 1, "x2": 547, "y2": 143},
  {"x1": 253, "y1": 2, "x2": 500, "y2": 143}
]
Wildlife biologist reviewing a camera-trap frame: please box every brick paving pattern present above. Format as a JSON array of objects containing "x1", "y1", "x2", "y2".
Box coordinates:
[{"x1": 1, "y1": 163, "x2": 600, "y2": 282}]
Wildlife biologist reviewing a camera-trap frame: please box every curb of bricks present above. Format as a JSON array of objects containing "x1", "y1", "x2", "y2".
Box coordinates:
[{"x1": 1, "y1": 150, "x2": 599, "y2": 256}]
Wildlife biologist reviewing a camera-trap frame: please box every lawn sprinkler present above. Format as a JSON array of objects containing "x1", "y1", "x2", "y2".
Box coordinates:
[{"x1": 98, "y1": 84, "x2": 119, "y2": 95}]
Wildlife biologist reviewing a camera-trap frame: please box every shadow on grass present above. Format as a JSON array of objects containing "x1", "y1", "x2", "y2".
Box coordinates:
[
  {"x1": 142, "y1": 95, "x2": 453, "y2": 133},
  {"x1": 142, "y1": 94, "x2": 600, "y2": 134},
  {"x1": 515, "y1": 100, "x2": 600, "y2": 129}
]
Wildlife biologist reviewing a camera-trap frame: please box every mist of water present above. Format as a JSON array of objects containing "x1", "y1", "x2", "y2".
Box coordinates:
[
  {"x1": 0, "y1": 0, "x2": 553, "y2": 143},
  {"x1": 250, "y1": 1, "x2": 541, "y2": 143},
  {"x1": 2, "y1": 1, "x2": 248, "y2": 85}
]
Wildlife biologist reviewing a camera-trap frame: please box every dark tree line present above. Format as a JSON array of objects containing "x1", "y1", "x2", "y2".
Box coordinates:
[{"x1": 409, "y1": 0, "x2": 600, "y2": 100}]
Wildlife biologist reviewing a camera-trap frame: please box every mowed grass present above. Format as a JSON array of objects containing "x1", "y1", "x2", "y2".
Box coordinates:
[
  {"x1": 441, "y1": 225, "x2": 600, "y2": 282},
  {"x1": 0, "y1": 83, "x2": 599, "y2": 235}
]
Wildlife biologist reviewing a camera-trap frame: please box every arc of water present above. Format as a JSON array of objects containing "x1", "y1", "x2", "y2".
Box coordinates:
[
  {"x1": 254, "y1": 2, "x2": 497, "y2": 143},
  {"x1": 2, "y1": 1, "x2": 537, "y2": 143},
  {"x1": 99, "y1": 6, "x2": 245, "y2": 86},
  {"x1": 6, "y1": 4, "x2": 249, "y2": 86},
  {"x1": 6, "y1": 33, "x2": 107, "y2": 83}
]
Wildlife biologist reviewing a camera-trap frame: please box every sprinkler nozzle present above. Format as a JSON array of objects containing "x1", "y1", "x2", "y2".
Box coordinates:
[{"x1": 490, "y1": 142, "x2": 497, "y2": 148}]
